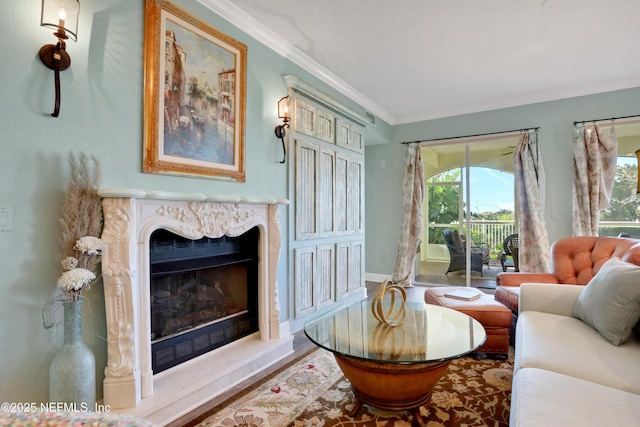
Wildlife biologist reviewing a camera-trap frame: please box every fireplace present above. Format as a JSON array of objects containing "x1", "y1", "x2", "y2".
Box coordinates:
[
  {"x1": 99, "y1": 189, "x2": 293, "y2": 423},
  {"x1": 149, "y1": 228, "x2": 259, "y2": 373}
]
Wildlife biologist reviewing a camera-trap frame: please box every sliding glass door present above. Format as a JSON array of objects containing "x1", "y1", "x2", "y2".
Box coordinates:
[{"x1": 415, "y1": 135, "x2": 519, "y2": 288}]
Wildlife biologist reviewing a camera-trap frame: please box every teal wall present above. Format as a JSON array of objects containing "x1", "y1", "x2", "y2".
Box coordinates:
[
  {"x1": 0, "y1": 0, "x2": 388, "y2": 404},
  {"x1": 365, "y1": 87, "x2": 640, "y2": 274}
]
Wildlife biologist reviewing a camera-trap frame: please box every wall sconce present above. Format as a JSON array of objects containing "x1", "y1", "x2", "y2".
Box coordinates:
[
  {"x1": 274, "y1": 95, "x2": 291, "y2": 163},
  {"x1": 636, "y1": 150, "x2": 640, "y2": 195},
  {"x1": 39, "y1": 0, "x2": 80, "y2": 117}
]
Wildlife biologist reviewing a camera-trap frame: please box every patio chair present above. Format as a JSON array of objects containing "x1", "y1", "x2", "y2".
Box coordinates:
[
  {"x1": 443, "y1": 229, "x2": 485, "y2": 276},
  {"x1": 461, "y1": 234, "x2": 491, "y2": 267},
  {"x1": 500, "y1": 233, "x2": 519, "y2": 272}
]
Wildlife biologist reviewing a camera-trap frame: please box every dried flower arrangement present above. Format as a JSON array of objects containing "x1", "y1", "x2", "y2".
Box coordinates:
[{"x1": 56, "y1": 152, "x2": 104, "y2": 301}]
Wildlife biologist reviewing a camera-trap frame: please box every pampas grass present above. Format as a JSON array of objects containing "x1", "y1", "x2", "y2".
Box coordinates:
[{"x1": 59, "y1": 152, "x2": 103, "y2": 275}]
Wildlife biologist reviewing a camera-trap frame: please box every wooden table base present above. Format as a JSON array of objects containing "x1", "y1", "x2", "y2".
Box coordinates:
[{"x1": 334, "y1": 354, "x2": 451, "y2": 427}]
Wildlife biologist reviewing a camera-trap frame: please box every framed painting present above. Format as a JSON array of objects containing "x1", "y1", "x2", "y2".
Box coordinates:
[{"x1": 143, "y1": 0, "x2": 247, "y2": 181}]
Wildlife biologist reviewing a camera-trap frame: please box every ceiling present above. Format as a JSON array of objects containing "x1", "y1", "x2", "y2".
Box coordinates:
[{"x1": 200, "y1": 0, "x2": 640, "y2": 125}]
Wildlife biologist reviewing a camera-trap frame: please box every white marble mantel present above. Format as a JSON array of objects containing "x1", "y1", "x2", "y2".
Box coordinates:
[{"x1": 98, "y1": 189, "x2": 292, "y2": 425}]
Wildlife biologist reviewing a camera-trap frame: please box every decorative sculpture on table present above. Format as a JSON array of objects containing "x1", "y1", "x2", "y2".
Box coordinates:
[{"x1": 371, "y1": 279, "x2": 407, "y2": 326}]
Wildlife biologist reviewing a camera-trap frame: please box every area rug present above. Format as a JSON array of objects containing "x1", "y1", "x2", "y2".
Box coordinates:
[{"x1": 188, "y1": 348, "x2": 513, "y2": 427}]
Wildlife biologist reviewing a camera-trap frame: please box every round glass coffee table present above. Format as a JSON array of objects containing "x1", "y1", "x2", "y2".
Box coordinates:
[{"x1": 304, "y1": 300, "x2": 486, "y2": 426}]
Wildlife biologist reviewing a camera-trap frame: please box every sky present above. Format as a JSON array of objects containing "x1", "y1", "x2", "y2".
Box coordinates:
[
  {"x1": 460, "y1": 156, "x2": 638, "y2": 214},
  {"x1": 467, "y1": 168, "x2": 514, "y2": 213}
]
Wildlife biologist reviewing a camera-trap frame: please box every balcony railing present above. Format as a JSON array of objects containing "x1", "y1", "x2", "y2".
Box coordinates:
[
  {"x1": 429, "y1": 219, "x2": 640, "y2": 257},
  {"x1": 429, "y1": 221, "x2": 516, "y2": 255},
  {"x1": 598, "y1": 221, "x2": 640, "y2": 238}
]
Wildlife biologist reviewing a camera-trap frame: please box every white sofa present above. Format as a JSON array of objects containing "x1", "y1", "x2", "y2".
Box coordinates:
[{"x1": 510, "y1": 283, "x2": 640, "y2": 427}]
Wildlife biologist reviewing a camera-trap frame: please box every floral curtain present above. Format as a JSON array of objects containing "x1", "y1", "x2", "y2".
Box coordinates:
[
  {"x1": 572, "y1": 125, "x2": 618, "y2": 236},
  {"x1": 514, "y1": 131, "x2": 551, "y2": 273},
  {"x1": 392, "y1": 144, "x2": 424, "y2": 287}
]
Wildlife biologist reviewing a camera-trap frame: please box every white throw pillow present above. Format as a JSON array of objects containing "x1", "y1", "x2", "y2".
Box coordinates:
[{"x1": 574, "y1": 257, "x2": 640, "y2": 346}]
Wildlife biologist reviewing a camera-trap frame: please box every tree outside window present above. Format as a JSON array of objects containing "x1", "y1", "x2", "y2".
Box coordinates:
[{"x1": 600, "y1": 158, "x2": 640, "y2": 237}]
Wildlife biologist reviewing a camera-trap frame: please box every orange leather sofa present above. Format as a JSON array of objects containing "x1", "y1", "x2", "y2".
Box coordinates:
[{"x1": 495, "y1": 236, "x2": 640, "y2": 314}]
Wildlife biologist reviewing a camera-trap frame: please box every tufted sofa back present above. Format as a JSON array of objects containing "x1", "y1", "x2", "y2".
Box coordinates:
[{"x1": 551, "y1": 236, "x2": 640, "y2": 285}]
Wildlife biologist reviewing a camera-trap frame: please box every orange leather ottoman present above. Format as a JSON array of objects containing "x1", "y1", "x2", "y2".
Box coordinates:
[{"x1": 424, "y1": 287, "x2": 511, "y2": 357}]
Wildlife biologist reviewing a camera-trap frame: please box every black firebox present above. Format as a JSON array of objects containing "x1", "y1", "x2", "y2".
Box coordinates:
[{"x1": 149, "y1": 227, "x2": 259, "y2": 373}]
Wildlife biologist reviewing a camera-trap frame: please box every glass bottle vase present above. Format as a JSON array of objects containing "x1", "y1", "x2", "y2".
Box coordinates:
[{"x1": 49, "y1": 299, "x2": 96, "y2": 409}]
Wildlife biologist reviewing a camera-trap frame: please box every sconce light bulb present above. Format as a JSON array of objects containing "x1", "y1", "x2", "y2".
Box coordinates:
[{"x1": 58, "y1": 9, "x2": 66, "y2": 29}]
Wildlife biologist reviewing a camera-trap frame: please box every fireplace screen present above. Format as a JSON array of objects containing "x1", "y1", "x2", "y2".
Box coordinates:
[
  {"x1": 151, "y1": 264, "x2": 247, "y2": 341},
  {"x1": 149, "y1": 228, "x2": 259, "y2": 373}
]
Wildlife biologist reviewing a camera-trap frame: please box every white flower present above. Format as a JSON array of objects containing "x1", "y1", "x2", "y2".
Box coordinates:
[
  {"x1": 61, "y1": 256, "x2": 78, "y2": 271},
  {"x1": 74, "y1": 236, "x2": 105, "y2": 256},
  {"x1": 57, "y1": 268, "x2": 96, "y2": 291}
]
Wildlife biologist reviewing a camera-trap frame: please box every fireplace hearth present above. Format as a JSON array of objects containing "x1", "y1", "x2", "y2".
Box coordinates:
[{"x1": 99, "y1": 189, "x2": 292, "y2": 424}]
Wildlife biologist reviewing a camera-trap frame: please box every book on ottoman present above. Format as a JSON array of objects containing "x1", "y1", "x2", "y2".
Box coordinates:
[{"x1": 444, "y1": 289, "x2": 482, "y2": 301}]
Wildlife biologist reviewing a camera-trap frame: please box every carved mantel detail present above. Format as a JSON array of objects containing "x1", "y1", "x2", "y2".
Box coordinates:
[
  {"x1": 98, "y1": 190, "x2": 290, "y2": 410},
  {"x1": 156, "y1": 202, "x2": 258, "y2": 238}
]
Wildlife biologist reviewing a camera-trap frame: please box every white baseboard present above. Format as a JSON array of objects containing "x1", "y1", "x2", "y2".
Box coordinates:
[{"x1": 365, "y1": 272, "x2": 391, "y2": 282}]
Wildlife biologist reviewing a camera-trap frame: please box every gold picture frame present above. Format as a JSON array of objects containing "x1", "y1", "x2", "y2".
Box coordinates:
[{"x1": 143, "y1": 0, "x2": 247, "y2": 181}]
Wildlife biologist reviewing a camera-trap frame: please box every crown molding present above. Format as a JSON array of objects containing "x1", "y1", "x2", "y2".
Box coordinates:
[
  {"x1": 283, "y1": 74, "x2": 369, "y2": 126},
  {"x1": 196, "y1": 0, "x2": 394, "y2": 125}
]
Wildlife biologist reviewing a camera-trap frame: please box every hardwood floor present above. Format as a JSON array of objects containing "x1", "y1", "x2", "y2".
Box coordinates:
[{"x1": 167, "y1": 281, "x2": 446, "y2": 426}]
